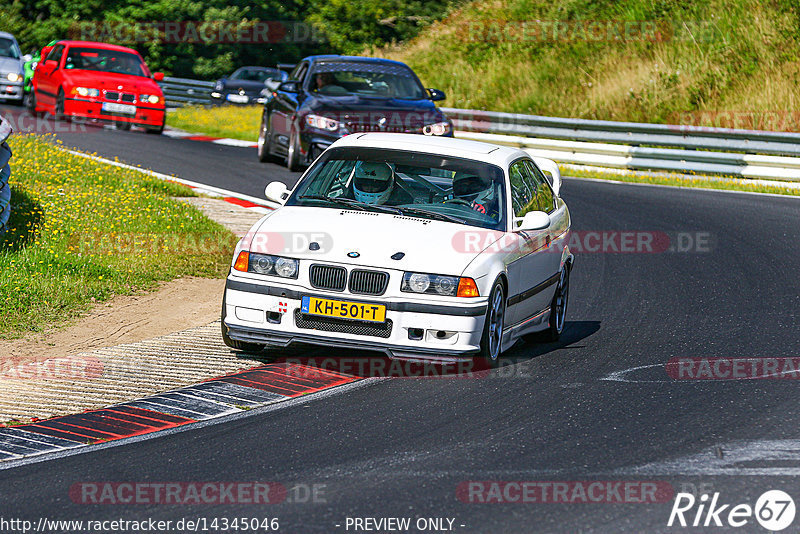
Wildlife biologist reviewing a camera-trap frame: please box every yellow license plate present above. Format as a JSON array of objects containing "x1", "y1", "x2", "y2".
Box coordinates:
[{"x1": 301, "y1": 296, "x2": 386, "y2": 323}]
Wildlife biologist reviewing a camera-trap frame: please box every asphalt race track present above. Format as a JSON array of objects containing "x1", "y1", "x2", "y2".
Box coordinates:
[{"x1": 3, "y1": 105, "x2": 800, "y2": 532}]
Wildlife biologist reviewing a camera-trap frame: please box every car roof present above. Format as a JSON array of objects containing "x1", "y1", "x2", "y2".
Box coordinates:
[
  {"x1": 303, "y1": 55, "x2": 412, "y2": 68},
  {"x1": 53, "y1": 40, "x2": 142, "y2": 55},
  {"x1": 0, "y1": 32, "x2": 18, "y2": 41},
  {"x1": 329, "y1": 133, "x2": 529, "y2": 169}
]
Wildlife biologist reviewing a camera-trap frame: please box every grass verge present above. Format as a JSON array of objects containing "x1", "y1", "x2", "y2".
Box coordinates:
[
  {"x1": 166, "y1": 105, "x2": 260, "y2": 142},
  {"x1": 0, "y1": 134, "x2": 236, "y2": 339}
]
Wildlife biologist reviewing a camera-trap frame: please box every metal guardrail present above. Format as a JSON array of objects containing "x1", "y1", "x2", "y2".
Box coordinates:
[
  {"x1": 157, "y1": 76, "x2": 215, "y2": 108},
  {"x1": 0, "y1": 115, "x2": 13, "y2": 235},
  {"x1": 444, "y1": 108, "x2": 800, "y2": 181}
]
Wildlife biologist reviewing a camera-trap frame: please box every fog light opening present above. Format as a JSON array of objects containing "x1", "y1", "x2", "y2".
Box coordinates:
[
  {"x1": 267, "y1": 312, "x2": 282, "y2": 324},
  {"x1": 408, "y1": 328, "x2": 424, "y2": 341}
]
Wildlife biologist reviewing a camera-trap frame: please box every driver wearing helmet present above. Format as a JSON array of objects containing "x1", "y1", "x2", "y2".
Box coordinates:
[
  {"x1": 351, "y1": 161, "x2": 411, "y2": 205},
  {"x1": 451, "y1": 172, "x2": 499, "y2": 220}
]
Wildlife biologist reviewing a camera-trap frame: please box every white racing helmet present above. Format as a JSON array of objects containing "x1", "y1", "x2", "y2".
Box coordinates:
[{"x1": 352, "y1": 162, "x2": 395, "y2": 205}]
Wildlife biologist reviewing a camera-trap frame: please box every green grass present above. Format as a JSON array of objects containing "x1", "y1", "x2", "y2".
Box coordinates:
[
  {"x1": 166, "y1": 105, "x2": 260, "y2": 142},
  {"x1": 0, "y1": 135, "x2": 237, "y2": 339},
  {"x1": 378, "y1": 0, "x2": 800, "y2": 127}
]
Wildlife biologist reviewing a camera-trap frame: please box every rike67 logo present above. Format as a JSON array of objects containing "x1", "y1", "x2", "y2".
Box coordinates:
[{"x1": 668, "y1": 490, "x2": 796, "y2": 530}]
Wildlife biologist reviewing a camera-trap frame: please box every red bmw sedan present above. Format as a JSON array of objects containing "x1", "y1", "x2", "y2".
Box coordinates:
[{"x1": 29, "y1": 40, "x2": 166, "y2": 134}]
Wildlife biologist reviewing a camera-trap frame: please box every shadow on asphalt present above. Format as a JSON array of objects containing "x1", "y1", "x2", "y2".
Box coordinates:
[{"x1": 230, "y1": 320, "x2": 601, "y2": 379}]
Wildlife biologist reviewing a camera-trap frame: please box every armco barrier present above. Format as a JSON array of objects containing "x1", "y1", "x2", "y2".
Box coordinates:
[
  {"x1": 0, "y1": 114, "x2": 12, "y2": 235},
  {"x1": 157, "y1": 76, "x2": 215, "y2": 108},
  {"x1": 444, "y1": 108, "x2": 800, "y2": 181}
]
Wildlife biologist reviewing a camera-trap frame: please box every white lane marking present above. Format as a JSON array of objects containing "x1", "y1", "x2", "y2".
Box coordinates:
[
  {"x1": 63, "y1": 149, "x2": 280, "y2": 210},
  {"x1": 564, "y1": 175, "x2": 800, "y2": 200},
  {"x1": 617, "y1": 439, "x2": 800, "y2": 476},
  {"x1": 212, "y1": 138, "x2": 257, "y2": 148},
  {"x1": 599, "y1": 363, "x2": 669, "y2": 383}
]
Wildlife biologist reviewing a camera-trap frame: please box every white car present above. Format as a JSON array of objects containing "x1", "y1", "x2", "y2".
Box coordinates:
[{"x1": 222, "y1": 133, "x2": 573, "y2": 362}]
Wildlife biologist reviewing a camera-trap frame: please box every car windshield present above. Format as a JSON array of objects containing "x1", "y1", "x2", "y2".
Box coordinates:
[
  {"x1": 308, "y1": 61, "x2": 427, "y2": 100},
  {"x1": 231, "y1": 68, "x2": 285, "y2": 82},
  {"x1": 64, "y1": 48, "x2": 148, "y2": 77},
  {"x1": 287, "y1": 147, "x2": 507, "y2": 231},
  {"x1": 0, "y1": 38, "x2": 20, "y2": 59}
]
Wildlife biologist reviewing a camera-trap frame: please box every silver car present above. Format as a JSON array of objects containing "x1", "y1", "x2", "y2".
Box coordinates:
[{"x1": 0, "y1": 32, "x2": 24, "y2": 104}]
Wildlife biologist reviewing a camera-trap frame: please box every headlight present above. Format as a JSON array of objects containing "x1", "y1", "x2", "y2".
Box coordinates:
[
  {"x1": 401, "y1": 272, "x2": 479, "y2": 297},
  {"x1": 423, "y1": 121, "x2": 451, "y2": 136},
  {"x1": 72, "y1": 87, "x2": 99, "y2": 97},
  {"x1": 233, "y1": 251, "x2": 299, "y2": 279},
  {"x1": 306, "y1": 114, "x2": 341, "y2": 132},
  {"x1": 7, "y1": 73, "x2": 21, "y2": 82},
  {"x1": 139, "y1": 94, "x2": 161, "y2": 104}
]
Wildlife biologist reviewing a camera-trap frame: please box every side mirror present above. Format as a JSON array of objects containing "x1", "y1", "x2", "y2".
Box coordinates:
[
  {"x1": 532, "y1": 157, "x2": 561, "y2": 197},
  {"x1": 518, "y1": 211, "x2": 551, "y2": 232},
  {"x1": 43, "y1": 59, "x2": 57, "y2": 70},
  {"x1": 265, "y1": 181, "x2": 289, "y2": 205},
  {"x1": 427, "y1": 88, "x2": 446, "y2": 101},
  {"x1": 278, "y1": 81, "x2": 300, "y2": 93},
  {"x1": 153, "y1": 72, "x2": 165, "y2": 81},
  {"x1": 22, "y1": 54, "x2": 32, "y2": 63}
]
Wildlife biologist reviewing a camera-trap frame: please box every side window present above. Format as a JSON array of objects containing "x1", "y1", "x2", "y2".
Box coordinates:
[
  {"x1": 47, "y1": 45, "x2": 64, "y2": 66},
  {"x1": 525, "y1": 161, "x2": 556, "y2": 213},
  {"x1": 508, "y1": 161, "x2": 538, "y2": 223}
]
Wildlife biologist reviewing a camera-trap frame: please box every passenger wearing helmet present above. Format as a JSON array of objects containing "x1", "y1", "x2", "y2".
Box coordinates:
[
  {"x1": 451, "y1": 172, "x2": 499, "y2": 220},
  {"x1": 351, "y1": 161, "x2": 412, "y2": 205}
]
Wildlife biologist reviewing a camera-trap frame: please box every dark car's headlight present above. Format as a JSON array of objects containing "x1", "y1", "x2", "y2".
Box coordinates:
[
  {"x1": 401, "y1": 272, "x2": 479, "y2": 297},
  {"x1": 423, "y1": 121, "x2": 452, "y2": 136},
  {"x1": 233, "y1": 251, "x2": 299, "y2": 279},
  {"x1": 306, "y1": 114, "x2": 344, "y2": 132}
]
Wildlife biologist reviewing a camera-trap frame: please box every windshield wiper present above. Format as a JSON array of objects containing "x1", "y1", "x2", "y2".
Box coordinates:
[
  {"x1": 395, "y1": 207, "x2": 466, "y2": 224},
  {"x1": 299, "y1": 195, "x2": 401, "y2": 214}
]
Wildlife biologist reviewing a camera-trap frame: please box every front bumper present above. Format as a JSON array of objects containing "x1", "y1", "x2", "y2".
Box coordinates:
[
  {"x1": 0, "y1": 81, "x2": 23, "y2": 101},
  {"x1": 223, "y1": 278, "x2": 488, "y2": 360},
  {"x1": 63, "y1": 97, "x2": 165, "y2": 127}
]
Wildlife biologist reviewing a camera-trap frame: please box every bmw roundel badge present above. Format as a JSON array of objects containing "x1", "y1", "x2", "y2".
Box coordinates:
[{"x1": 347, "y1": 251, "x2": 360, "y2": 258}]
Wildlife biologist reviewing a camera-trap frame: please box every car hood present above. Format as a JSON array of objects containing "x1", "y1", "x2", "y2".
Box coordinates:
[
  {"x1": 244, "y1": 206, "x2": 486, "y2": 275},
  {"x1": 63, "y1": 70, "x2": 161, "y2": 93},
  {"x1": 0, "y1": 56, "x2": 22, "y2": 74}
]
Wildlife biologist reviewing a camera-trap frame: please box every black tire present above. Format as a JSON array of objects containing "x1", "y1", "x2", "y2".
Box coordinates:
[
  {"x1": 55, "y1": 88, "x2": 69, "y2": 121},
  {"x1": 257, "y1": 113, "x2": 273, "y2": 162},
  {"x1": 478, "y1": 278, "x2": 506, "y2": 363},
  {"x1": 145, "y1": 121, "x2": 164, "y2": 135},
  {"x1": 286, "y1": 126, "x2": 302, "y2": 171},
  {"x1": 220, "y1": 293, "x2": 266, "y2": 353},
  {"x1": 543, "y1": 265, "x2": 570, "y2": 342},
  {"x1": 26, "y1": 91, "x2": 43, "y2": 117},
  {"x1": 115, "y1": 121, "x2": 131, "y2": 131}
]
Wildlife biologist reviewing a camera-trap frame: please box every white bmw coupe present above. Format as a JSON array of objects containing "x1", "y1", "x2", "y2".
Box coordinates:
[{"x1": 222, "y1": 133, "x2": 573, "y2": 362}]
